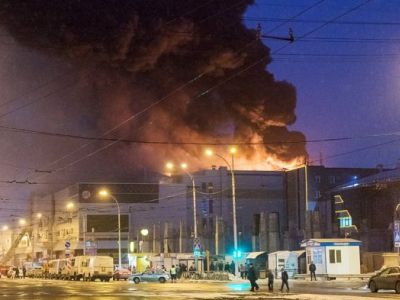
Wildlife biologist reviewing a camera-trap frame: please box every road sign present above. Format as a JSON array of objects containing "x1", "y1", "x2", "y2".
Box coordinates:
[
  {"x1": 394, "y1": 220, "x2": 400, "y2": 248},
  {"x1": 65, "y1": 241, "x2": 71, "y2": 248},
  {"x1": 193, "y1": 238, "x2": 201, "y2": 256}
]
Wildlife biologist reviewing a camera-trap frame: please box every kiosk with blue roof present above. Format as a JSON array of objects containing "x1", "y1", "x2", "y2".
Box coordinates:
[{"x1": 301, "y1": 238, "x2": 362, "y2": 275}]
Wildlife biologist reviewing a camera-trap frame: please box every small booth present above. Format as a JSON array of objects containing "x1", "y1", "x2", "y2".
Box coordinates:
[
  {"x1": 268, "y1": 251, "x2": 300, "y2": 279},
  {"x1": 301, "y1": 238, "x2": 361, "y2": 275},
  {"x1": 246, "y1": 252, "x2": 267, "y2": 278}
]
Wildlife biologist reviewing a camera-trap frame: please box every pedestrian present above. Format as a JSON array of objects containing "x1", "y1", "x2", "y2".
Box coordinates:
[
  {"x1": 161, "y1": 265, "x2": 166, "y2": 272},
  {"x1": 247, "y1": 263, "x2": 259, "y2": 292},
  {"x1": 170, "y1": 265, "x2": 177, "y2": 283},
  {"x1": 244, "y1": 263, "x2": 249, "y2": 279},
  {"x1": 309, "y1": 261, "x2": 317, "y2": 281},
  {"x1": 22, "y1": 266, "x2": 26, "y2": 279},
  {"x1": 230, "y1": 261, "x2": 235, "y2": 275},
  {"x1": 218, "y1": 261, "x2": 223, "y2": 272},
  {"x1": 15, "y1": 267, "x2": 19, "y2": 279},
  {"x1": 224, "y1": 262, "x2": 230, "y2": 273},
  {"x1": 267, "y1": 269, "x2": 274, "y2": 291},
  {"x1": 280, "y1": 268, "x2": 289, "y2": 292},
  {"x1": 189, "y1": 262, "x2": 196, "y2": 272},
  {"x1": 239, "y1": 264, "x2": 245, "y2": 279}
]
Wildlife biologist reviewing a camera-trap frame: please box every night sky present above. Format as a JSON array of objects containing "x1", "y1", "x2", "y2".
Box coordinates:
[
  {"x1": 0, "y1": 0, "x2": 399, "y2": 221},
  {"x1": 245, "y1": 0, "x2": 400, "y2": 168}
]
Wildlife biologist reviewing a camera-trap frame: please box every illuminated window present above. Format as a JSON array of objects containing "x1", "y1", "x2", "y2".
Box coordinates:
[{"x1": 339, "y1": 217, "x2": 352, "y2": 228}]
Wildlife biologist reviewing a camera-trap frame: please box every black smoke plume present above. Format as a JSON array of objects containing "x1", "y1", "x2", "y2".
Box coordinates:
[{"x1": 0, "y1": 0, "x2": 307, "y2": 170}]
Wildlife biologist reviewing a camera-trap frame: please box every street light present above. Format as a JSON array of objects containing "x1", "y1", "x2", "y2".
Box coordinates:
[
  {"x1": 165, "y1": 162, "x2": 198, "y2": 239},
  {"x1": 19, "y1": 219, "x2": 26, "y2": 226},
  {"x1": 2, "y1": 225, "x2": 8, "y2": 231},
  {"x1": 140, "y1": 228, "x2": 149, "y2": 253},
  {"x1": 206, "y1": 147, "x2": 238, "y2": 266},
  {"x1": 98, "y1": 189, "x2": 122, "y2": 269},
  {"x1": 66, "y1": 202, "x2": 74, "y2": 210},
  {"x1": 37, "y1": 213, "x2": 42, "y2": 219}
]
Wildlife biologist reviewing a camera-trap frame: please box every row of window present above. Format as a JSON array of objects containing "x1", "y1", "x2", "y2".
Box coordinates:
[{"x1": 56, "y1": 228, "x2": 74, "y2": 237}]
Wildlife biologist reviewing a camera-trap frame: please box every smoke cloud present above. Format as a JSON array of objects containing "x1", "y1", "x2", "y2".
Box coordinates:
[{"x1": 0, "y1": 0, "x2": 307, "y2": 171}]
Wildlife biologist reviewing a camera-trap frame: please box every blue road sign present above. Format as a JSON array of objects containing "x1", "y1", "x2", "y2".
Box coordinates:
[
  {"x1": 394, "y1": 220, "x2": 400, "y2": 248},
  {"x1": 65, "y1": 241, "x2": 71, "y2": 248}
]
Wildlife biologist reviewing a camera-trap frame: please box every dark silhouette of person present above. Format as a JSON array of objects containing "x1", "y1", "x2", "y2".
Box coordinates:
[
  {"x1": 267, "y1": 269, "x2": 274, "y2": 291},
  {"x1": 280, "y1": 268, "x2": 289, "y2": 292},
  {"x1": 309, "y1": 262, "x2": 317, "y2": 281},
  {"x1": 247, "y1": 263, "x2": 259, "y2": 292}
]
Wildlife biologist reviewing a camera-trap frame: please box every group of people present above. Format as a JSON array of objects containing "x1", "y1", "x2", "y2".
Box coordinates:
[
  {"x1": 247, "y1": 263, "x2": 290, "y2": 293},
  {"x1": 246, "y1": 261, "x2": 318, "y2": 293},
  {"x1": 7, "y1": 266, "x2": 26, "y2": 279}
]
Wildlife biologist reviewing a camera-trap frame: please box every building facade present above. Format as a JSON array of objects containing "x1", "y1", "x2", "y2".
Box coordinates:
[{"x1": 0, "y1": 165, "x2": 385, "y2": 266}]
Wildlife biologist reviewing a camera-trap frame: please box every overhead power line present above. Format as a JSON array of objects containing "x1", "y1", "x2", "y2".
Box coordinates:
[
  {"x1": 243, "y1": 16, "x2": 400, "y2": 26},
  {"x1": 1, "y1": 123, "x2": 400, "y2": 145}
]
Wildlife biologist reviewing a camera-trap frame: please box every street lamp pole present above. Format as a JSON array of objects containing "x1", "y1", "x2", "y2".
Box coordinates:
[
  {"x1": 206, "y1": 148, "x2": 238, "y2": 273},
  {"x1": 184, "y1": 171, "x2": 197, "y2": 239},
  {"x1": 98, "y1": 190, "x2": 121, "y2": 269},
  {"x1": 110, "y1": 195, "x2": 122, "y2": 269}
]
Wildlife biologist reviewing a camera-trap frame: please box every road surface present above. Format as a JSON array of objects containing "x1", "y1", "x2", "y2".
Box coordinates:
[{"x1": 0, "y1": 277, "x2": 399, "y2": 299}]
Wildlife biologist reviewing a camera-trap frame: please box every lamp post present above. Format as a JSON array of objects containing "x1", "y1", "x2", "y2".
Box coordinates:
[
  {"x1": 98, "y1": 189, "x2": 122, "y2": 269},
  {"x1": 166, "y1": 162, "x2": 198, "y2": 239},
  {"x1": 140, "y1": 228, "x2": 149, "y2": 253},
  {"x1": 166, "y1": 162, "x2": 199, "y2": 271},
  {"x1": 206, "y1": 147, "x2": 238, "y2": 272}
]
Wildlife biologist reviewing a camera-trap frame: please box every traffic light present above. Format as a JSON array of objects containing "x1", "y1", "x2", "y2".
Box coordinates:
[{"x1": 233, "y1": 250, "x2": 242, "y2": 258}]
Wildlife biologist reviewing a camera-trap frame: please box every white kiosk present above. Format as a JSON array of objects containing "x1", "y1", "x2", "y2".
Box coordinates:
[{"x1": 301, "y1": 238, "x2": 361, "y2": 275}]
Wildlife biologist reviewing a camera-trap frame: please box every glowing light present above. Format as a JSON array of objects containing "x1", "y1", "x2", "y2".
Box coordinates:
[
  {"x1": 205, "y1": 149, "x2": 213, "y2": 157},
  {"x1": 229, "y1": 147, "x2": 237, "y2": 155},
  {"x1": 37, "y1": 213, "x2": 42, "y2": 219},
  {"x1": 165, "y1": 162, "x2": 174, "y2": 170},
  {"x1": 140, "y1": 228, "x2": 149, "y2": 236},
  {"x1": 66, "y1": 202, "x2": 74, "y2": 209},
  {"x1": 2, "y1": 225, "x2": 8, "y2": 231},
  {"x1": 180, "y1": 163, "x2": 188, "y2": 170},
  {"x1": 98, "y1": 189, "x2": 110, "y2": 198},
  {"x1": 19, "y1": 219, "x2": 26, "y2": 226}
]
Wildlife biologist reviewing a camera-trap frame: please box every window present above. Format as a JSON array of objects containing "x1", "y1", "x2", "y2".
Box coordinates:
[
  {"x1": 380, "y1": 268, "x2": 390, "y2": 275},
  {"x1": 329, "y1": 249, "x2": 335, "y2": 263},
  {"x1": 339, "y1": 217, "x2": 352, "y2": 228},
  {"x1": 389, "y1": 267, "x2": 400, "y2": 274},
  {"x1": 329, "y1": 176, "x2": 336, "y2": 184},
  {"x1": 336, "y1": 250, "x2": 342, "y2": 263},
  {"x1": 315, "y1": 190, "x2": 321, "y2": 198},
  {"x1": 315, "y1": 175, "x2": 321, "y2": 183},
  {"x1": 329, "y1": 249, "x2": 342, "y2": 264}
]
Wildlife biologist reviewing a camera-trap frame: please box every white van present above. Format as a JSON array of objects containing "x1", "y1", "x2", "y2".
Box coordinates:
[
  {"x1": 48, "y1": 259, "x2": 61, "y2": 279},
  {"x1": 72, "y1": 256, "x2": 113, "y2": 281}
]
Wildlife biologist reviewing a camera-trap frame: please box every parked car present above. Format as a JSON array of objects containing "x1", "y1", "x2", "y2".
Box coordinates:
[
  {"x1": 129, "y1": 270, "x2": 170, "y2": 284},
  {"x1": 368, "y1": 266, "x2": 400, "y2": 293},
  {"x1": 113, "y1": 268, "x2": 131, "y2": 281}
]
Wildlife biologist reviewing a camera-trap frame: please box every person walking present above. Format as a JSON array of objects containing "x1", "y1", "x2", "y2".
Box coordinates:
[
  {"x1": 267, "y1": 269, "x2": 274, "y2": 291},
  {"x1": 230, "y1": 261, "x2": 236, "y2": 276},
  {"x1": 239, "y1": 264, "x2": 245, "y2": 279},
  {"x1": 309, "y1": 261, "x2": 317, "y2": 281},
  {"x1": 247, "y1": 263, "x2": 259, "y2": 292},
  {"x1": 22, "y1": 266, "x2": 26, "y2": 279},
  {"x1": 280, "y1": 268, "x2": 289, "y2": 292},
  {"x1": 170, "y1": 265, "x2": 177, "y2": 283}
]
